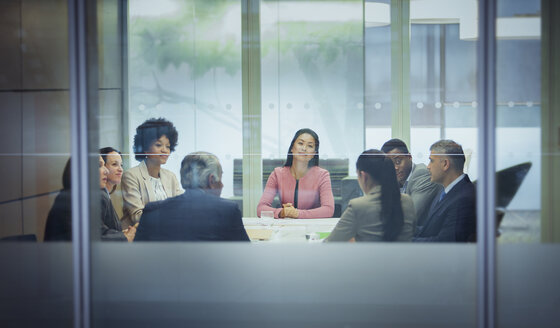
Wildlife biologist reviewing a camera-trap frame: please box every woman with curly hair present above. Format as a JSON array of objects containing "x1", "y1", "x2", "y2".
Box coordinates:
[{"x1": 121, "y1": 118, "x2": 183, "y2": 229}]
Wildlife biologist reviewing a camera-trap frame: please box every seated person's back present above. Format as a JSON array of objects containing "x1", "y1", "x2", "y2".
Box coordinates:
[
  {"x1": 134, "y1": 152, "x2": 249, "y2": 242},
  {"x1": 326, "y1": 149, "x2": 415, "y2": 242}
]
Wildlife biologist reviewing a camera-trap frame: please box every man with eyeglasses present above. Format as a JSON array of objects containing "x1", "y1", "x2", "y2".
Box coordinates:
[{"x1": 381, "y1": 138, "x2": 442, "y2": 229}]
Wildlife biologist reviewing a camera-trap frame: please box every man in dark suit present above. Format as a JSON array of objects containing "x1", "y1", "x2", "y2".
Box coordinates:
[
  {"x1": 413, "y1": 140, "x2": 476, "y2": 242},
  {"x1": 134, "y1": 152, "x2": 250, "y2": 242},
  {"x1": 382, "y1": 139, "x2": 443, "y2": 228}
]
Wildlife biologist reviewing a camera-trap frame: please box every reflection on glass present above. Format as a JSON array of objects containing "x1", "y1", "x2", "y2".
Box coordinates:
[
  {"x1": 261, "y1": 0, "x2": 364, "y2": 220},
  {"x1": 365, "y1": 0, "x2": 392, "y2": 148},
  {"x1": 495, "y1": 0, "x2": 541, "y2": 243},
  {"x1": 128, "y1": 0, "x2": 242, "y2": 199},
  {"x1": 409, "y1": 0, "x2": 478, "y2": 170}
]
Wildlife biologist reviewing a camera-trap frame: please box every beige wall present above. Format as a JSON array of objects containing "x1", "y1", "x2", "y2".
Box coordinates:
[{"x1": 0, "y1": 0, "x2": 124, "y2": 241}]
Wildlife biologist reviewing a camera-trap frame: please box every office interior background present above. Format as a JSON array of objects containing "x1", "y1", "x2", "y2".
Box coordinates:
[{"x1": 0, "y1": 0, "x2": 559, "y2": 327}]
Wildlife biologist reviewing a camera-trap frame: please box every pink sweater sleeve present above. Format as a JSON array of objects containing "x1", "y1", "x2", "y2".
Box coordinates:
[
  {"x1": 297, "y1": 169, "x2": 335, "y2": 219},
  {"x1": 257, "y1": 170, "x2": 283, "y2": 218}
]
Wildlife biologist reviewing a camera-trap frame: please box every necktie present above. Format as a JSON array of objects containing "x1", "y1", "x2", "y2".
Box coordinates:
[
  {"x1": 439, "y1": 190, "x2": 446, "y2": 202},
  {"x1": 401, "y1": 181, "x2": 408, "y2": 193}
]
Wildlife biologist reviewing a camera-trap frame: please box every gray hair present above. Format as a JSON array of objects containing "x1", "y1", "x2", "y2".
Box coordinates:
[
  {"x1": 429, "y1": 139, "x2": 466, "y2": 172},
  {"x1": 180, "y1": 152, "x2": 221, "y2": 190}
]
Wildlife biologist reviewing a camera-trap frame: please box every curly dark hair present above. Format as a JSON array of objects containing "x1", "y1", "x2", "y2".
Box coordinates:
[{"x1": 133, "y1": 118, "x2": 178, "y2": 161}]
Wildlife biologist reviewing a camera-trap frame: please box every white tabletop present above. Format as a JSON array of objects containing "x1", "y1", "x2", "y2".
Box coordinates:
[
  {"x1": 242, "y1": 217, "x2": 340, "y2": 242},
  {"x1": 242, "y1": 217, "x2": 339, "y2": 226}
]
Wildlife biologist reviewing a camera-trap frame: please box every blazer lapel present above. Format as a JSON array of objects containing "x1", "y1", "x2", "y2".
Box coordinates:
[
  {"x1": 139, "y1": 161, "x2": 156, "y2": 202},
  {"x1": 420, "y1": 194, "x2": 442, "y2": 231},
  {"x1": 421, "y1": 176, "x2": 470, "y2": 232}
]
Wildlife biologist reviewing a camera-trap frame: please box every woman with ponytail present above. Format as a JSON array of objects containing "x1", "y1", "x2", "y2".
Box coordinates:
[{"x1": 326, "y1": 149, "x2": 415, "y2": 242}]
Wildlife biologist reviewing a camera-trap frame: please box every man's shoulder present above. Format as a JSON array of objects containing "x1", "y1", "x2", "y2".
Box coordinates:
[
  {"x1": 408, "y1": 163, "x2": 439, "y2": 191},
  {"x1": 143, "y1": 192, "x2": 189, "y2": 212},
  {"x1": 454, "y1": 175, "x2": 476, "y2": 196},
  {"x1": 212, "y1": 196, "x2": 241, "y2": 212},
  {"x1": 400, "y1": 193, "x2": 414, "y2": 205},
  {"x1": 410, "y1": 163, "x2": 430, "y2": 178},
  {"x1": 439, "y1": 176, "x2": 475, "y2": 211},
  {"x1": 147, "y1": 190, "x2": 238, "y2": 211}
]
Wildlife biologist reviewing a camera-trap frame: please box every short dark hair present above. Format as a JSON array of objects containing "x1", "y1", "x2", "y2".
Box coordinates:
[
  {"x1": 381, "y1": 138, "x2": 410, "y2": 155},
  {"x1": 429, "y1": 139, "x2": 465, "y2": 172},
  {"x1": 284, "y1": 128, "x2": 320, "y2": 167},
  {"x1": 133, "y1": 118, "x2": 178, "y2": 161}
]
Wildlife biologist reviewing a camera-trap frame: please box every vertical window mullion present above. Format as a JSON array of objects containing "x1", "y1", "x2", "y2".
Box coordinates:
[
  {"x1": 242, "y1": 0, "x2": 262, "y2": 217},
  {"x1": 390, "y1": 0, "x2": 411, "y2": 145}
]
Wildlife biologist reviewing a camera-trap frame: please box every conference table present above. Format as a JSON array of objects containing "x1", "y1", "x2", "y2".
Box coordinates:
[{"x1": 242, "y1": 217, "x2": 340, "y2": 242}]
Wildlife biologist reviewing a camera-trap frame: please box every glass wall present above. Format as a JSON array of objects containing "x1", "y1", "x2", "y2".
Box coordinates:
[
  {"x1": 127, "y1": 0, "x2": 242, "y2": 199},
  {"x1": 496, "y1": 0, "x2": 560, "y2": 327},
  {"x1": 364, "y1": 0, "x2": 392, "y2": 149},
  {"x1": 93, "y1": 0, "x2": 477, "y2": 326},
  {"x1": 0, "y1": 0, "x2": 74, "y2": 325},
  {"x1": 261, "y1": 0, "x2": 364, "y2": 217},
  {"x1": 409, "y1": 0, "x2": 478, "y2": 175},
  {"x1": 2, "y1": 0, "x2": 559, "y2": 327},
  {"x1": 494, "y1": 0, "x2": 541, "y2": 243}
]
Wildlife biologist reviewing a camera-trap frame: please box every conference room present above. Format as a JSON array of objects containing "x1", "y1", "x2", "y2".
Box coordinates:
[{"x1": 1, "y1": 0, "x2": 558, "y2": 327}]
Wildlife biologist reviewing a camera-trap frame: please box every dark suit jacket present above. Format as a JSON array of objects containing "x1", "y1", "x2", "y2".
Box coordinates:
[
  {"x1": 44, "y1": 189, "x2": 72, "y2": 241},
  {"x1": 405, "y1": 163, "x2": 443, "y2": 227},
  {"x1": 134, "y1": 189, "x2": 250, "y2": 242},
  {"x1": 413, "y1": 175, "x2": 476, "y2": 242},
  {"x1": 101, "y1": 190, "x2": 127, "y2": 241},
  {"x1": 44, "y1": 189, "x2": 126, "y2": 241}
]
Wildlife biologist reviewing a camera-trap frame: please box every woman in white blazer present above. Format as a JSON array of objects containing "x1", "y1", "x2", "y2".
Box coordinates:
[
  {"x1": 121, "y1": 118, "x2": 183, "y2": 229},
  {"x1": 326, "y1": 149, "x2": 416, "y2": 242}
]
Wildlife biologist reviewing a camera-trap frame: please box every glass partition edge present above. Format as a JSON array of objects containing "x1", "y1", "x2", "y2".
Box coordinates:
[{"x1": 477, "y1": 0, "x2": 497, "y2": 327}]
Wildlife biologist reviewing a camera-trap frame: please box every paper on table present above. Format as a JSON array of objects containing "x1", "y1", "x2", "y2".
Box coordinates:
[{"x1": 246, "y1": 229, "x2": 273, "y2": 241}]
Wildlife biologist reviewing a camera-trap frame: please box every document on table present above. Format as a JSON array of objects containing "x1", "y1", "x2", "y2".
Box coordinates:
[{"x1": 245, "y1": 228, "x2": 273, "y2": 241}]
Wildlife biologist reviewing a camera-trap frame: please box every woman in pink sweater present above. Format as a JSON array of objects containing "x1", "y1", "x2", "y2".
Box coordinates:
[{"x1": 257, "y1": 128, "x2": 335, "y2": 219}]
